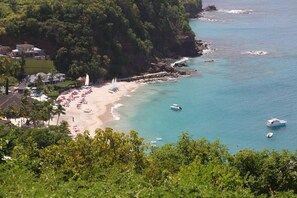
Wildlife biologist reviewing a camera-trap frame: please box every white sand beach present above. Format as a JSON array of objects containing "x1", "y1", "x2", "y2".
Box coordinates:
[{"x1": 52, "y1": 81, "x2": 139, "y2": 137}]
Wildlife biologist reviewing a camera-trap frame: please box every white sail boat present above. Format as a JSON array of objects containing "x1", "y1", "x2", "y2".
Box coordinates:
[
  {"x1": 109, "y1": 77, "x2": 119, "y2": 92},
  {"x1": 85, "y1": 74, "x2": 90, "y2": 86}
]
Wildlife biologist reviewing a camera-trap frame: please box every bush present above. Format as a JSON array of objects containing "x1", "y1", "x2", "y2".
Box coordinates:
[{"x1": 47, "y1": 91, "x2": 59, "y2": 98}]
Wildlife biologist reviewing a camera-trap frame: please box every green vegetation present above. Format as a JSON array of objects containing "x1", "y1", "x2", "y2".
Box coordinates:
[
  {"x1": 0, "y1": 0, "x2": 201, "y2": 81},
  {"x1": 25, "y1": 60, "x2": 54, "y2": 74},
  {"x1": 0, "y1": 56, "x2": 25, "y2": 86},
  {"x1": 0, "y1": 127, "x2": 296, "y2": 197}
]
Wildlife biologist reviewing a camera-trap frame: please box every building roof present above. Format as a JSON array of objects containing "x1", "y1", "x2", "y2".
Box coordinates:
[
  {"x1": 16, "y1": 44, "x2": 34, "y2": 49},
  {"x1": 0, "y1": 94, "x2": 35, "y2": 115},
  {"x1": 0, "y1": 94, "x2": 23, "y2": 111},
  {"x1": 18, "y1": 81, "x2": 27, "y2": 90},
  {"x1": 33, "y1": 47, "x2": 42, "y2": 51},
  {"x1": 29, "y1": 73, "x2": 65, "y2": 84}
]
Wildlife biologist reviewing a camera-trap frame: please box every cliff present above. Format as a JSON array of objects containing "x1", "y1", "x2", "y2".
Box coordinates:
[{"x1": 183, "y1": 0, "x2": 203, "y2": 18}]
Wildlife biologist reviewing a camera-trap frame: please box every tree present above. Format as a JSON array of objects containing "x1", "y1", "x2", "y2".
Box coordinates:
[
  {"x1": 5, "y1": 77, "x2": 8, "y2": 95},
  {"x1": 39, "y1": 100, "x2": 55, "y2": 126},
  {"x1": 54, "y1": 104, "x2": 65, "y2": 125},
  {"x1": 18, "y1": 53, "x2": 26, "y2": 80},
  {"x1": 35, "y1": 74, "x2": 44, "y2": 93}
]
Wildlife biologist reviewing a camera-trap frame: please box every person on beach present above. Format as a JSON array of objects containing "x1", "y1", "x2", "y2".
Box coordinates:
[{"x1": 72, "y1": 116, "x2": 74, "y2": 122}]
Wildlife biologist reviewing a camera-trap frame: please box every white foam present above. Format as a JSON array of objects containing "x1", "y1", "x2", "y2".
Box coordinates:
[
  {"x1": 219, "y1": 9, "x2": 253, "y2": 14},
  {"x1": 111, "y1": 103, "x2": 123, "y2": 120},
  {"x1": 170, "y1": 57, "x2": 189, "y2": 67},
  {"x1": 198, "y1": 17, "x2": 219, "y2": 22},
  {"x1": 203, "y1": 47, "x2": 216, "y2": 55},
  {"x1": 241, "y1": 50, "x2": 268, "y2": 56}
]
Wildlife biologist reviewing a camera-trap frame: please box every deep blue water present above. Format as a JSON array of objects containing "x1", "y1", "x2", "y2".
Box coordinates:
[{"x1": 108, "y1": 0, "x2": 297, "y2": 153}]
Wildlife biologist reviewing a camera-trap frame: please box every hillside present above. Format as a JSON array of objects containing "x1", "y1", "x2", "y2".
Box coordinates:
[
  {"x1": 0, "y1": 126, "x2": 296, "y2": 197},
  {"x1": 0, "y1": 0, "x2": 202, "y2": 80}
]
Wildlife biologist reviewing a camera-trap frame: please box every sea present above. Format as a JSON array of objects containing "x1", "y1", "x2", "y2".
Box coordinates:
[{"x1": 108, "y1": 0, "x2": 297, "y2": 153}]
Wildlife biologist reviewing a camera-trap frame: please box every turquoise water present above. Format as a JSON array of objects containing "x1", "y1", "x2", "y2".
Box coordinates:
[{"x1": 108, "y1": 0, "x2": 297, "y2": 152}]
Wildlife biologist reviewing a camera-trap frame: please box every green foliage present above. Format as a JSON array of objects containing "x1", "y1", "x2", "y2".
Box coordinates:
[
  {"x1": 47, "y1": 90, "x2": 59, "y2": 98},
  {"x1": 182, "y1": 0, "x2": 203, "y2": 17},
  {"x1": 0, "y1": 125, "x2": 296, "y2": 197},
  {"x1": 232, "y1": 149, "x2": 297, "y2": 196},
  {"x1": 52, "y1": 80, "x2": 79, "y2": 94},
  {"x1": 168, "y1": 158, "x2": 253, "y2": 197},
  {"x1": 1, "y1": 0, "x2": 197, "y2": 79}
]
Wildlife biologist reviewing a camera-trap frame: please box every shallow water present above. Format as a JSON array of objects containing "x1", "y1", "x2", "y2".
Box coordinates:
[{"x1": 108, "y1": 0, "x2": 297, "y2": 153}]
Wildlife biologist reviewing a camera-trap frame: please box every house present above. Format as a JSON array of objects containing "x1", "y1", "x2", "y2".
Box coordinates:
[
  {"x1": 29, "y1": 72, "x2": 66, "y2": 85},
  {"x1": 11, "y1": 44, "x2": 46, "y2": 59}
]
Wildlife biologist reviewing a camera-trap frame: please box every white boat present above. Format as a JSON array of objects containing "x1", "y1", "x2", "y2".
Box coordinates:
[
  {"x1": 170, "y1": 104, "x2": 182, "y2": 111},
  {"x1": 150, "y1": 140, "x2": 157, "y2": 144},
  {"x1": 109, "y1": 77, "x2": 119, "y2": 92},
  {"x1": 156, "y1": 138, "x2": 163, "y2": 141},
  {"x1": 266, "y1": 132, "x2": 273, "y2": 138},
  {"x1": 266, "y1": 118, "x2": 287, "y2": 127}
]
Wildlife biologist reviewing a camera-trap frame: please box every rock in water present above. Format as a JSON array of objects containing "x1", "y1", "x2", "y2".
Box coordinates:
[{"x1": 204, "y1": 5, "x2": 217, "y2": 12}]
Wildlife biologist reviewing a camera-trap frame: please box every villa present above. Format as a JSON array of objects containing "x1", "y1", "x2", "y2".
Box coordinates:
[
  {"x1": 11, "y1": 44, "x2": 47, "y2": 60},
  {"x1": 29, "y1": 72, "x2": 66, "y2": 86}
]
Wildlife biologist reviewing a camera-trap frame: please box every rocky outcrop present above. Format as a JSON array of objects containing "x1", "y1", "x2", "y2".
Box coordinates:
[
  {"x1": 148, "y1": 62, "x2": 175, "y2": 73},
  {"x1": 204, "y1": 5, "x2": 217, "y2": 12},
  {"x1": 195, "y1": 40, "x2": 208, "y2": 55},
  {"x1": 173, "y1": 62, "x2": 188, "y2": 68}
]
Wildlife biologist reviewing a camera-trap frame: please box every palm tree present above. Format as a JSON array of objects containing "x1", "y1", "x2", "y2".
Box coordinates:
[
  {"x1": 35, "y1": 74, "x2": 44, "y2": 93},
  {"x1": 18, "y1": 53, "x2": 26, "y2": 80},
  {"x1": 0, "y1": 56, "x2": 12, "y2": 76},
  {"x1": 55, "y1": 104, "x2": 65, "y2": 125},
  {"x1": 19, "y1": 96, "x2": 30, "y2": 125},
  {"x1": 44, "y1": 100, "x2": 54, "y2": 126}
]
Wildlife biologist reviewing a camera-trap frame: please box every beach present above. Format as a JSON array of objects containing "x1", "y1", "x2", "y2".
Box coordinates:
[{"x1": 53, "y1": 81, "x2": 140, "y2": 137}]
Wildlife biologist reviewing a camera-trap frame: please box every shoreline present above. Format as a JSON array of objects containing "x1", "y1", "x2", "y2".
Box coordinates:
[
  {"x1": 52, "y1": 56, "x2": 194, "y2": 138},
  {"x1": 52, "y1": 81, "x2": 140, "y2": 137}
]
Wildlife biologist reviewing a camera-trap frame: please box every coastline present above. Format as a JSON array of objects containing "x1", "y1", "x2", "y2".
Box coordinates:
[
  {"x1": 52, "y1": 81, "x2": 140, "y2": 137},
  {"x1": 51, "y1": 56, "x2": 195, "y2": 138}
]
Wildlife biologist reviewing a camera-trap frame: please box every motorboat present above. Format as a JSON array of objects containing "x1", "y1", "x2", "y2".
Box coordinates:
[
  {"x1": 266, "y1": 118, "x2": 287, "y2": 127},
  {"x1": 170, "y1": 104, "x2": 182, "y2": 111},
  {"x1": 266, "y1": 132, "x2": 273, "y2": 138},
  {"x1": 156, "y1": 138, "x2": 163, "y2": 141}
]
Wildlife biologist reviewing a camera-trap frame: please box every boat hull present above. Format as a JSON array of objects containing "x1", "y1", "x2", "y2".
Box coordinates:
[
  {"x1": 266, "y1": 118, "x2": 287, "y2": 127},
  {"x1": 266, "y1": 122, "x2": 286, "y2": 127},
  {"x1": 170, "y1": 105, "x2": 182, "y2": 111},
  {"x1": 266, "y1": 132, "x2": 273, "y2": 138}
]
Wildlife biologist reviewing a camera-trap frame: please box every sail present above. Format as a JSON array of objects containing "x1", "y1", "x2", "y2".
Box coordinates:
[{"x1": 85, "y1": 74, "x2": 89, "y2": 86}]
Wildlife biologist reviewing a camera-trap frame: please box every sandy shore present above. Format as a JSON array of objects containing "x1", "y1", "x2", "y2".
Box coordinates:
[{"x1": 52, "y1": 81, "x2": 139, "y2": 137}]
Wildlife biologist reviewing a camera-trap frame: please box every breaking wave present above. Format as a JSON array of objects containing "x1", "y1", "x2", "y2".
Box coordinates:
[
  {"x1": 219, "y1": 9, "x2": 253, "y2": 14},
  {"x1": 111, "y1": 103, "x2": 123, "y2": 120},
  {"x1": 241, "y1": 50, "x2": 268, "y2": 56}
]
